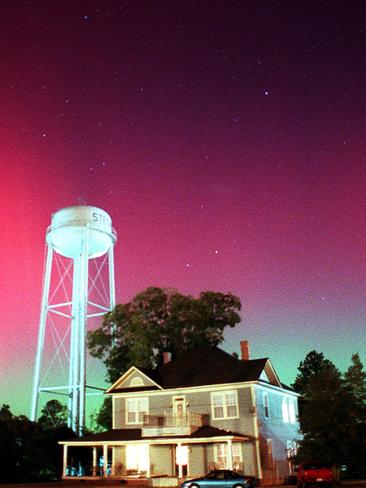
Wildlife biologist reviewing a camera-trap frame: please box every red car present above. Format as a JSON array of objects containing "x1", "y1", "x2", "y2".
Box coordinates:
[{"x1": 297, "y1": 462, "x2": 334, "y2": 487}]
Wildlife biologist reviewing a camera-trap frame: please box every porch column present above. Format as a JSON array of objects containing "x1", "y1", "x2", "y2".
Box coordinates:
[
  {"x1": 146, "y1": 444, "x2": 151, "y2": 478},
  {"x1": 92, "y1": 447, "x2": 97, "y2": 476},
  {"x1": 63, "y1": 445, "x2": 68, "y2": 477},
  {"x1": 177, "y1": 443, "x2": 183, "y2": 478},
  {"x1": 103, "y1": 444, "x2": 108, "y2": 477},
  {"x1": 227, "y1": 440, "x2": 233, "y2": 470}
]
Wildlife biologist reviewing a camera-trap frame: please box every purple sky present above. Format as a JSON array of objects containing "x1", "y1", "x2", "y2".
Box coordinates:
[{"x1": 1, "y1": 1, "x2": 366, "y2": 417}]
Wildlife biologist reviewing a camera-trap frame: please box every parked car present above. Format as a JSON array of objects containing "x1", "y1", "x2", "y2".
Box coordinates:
[
  {"x1": 180, "y1": 469, "x2": 258, "y2": 488},
  {"x1": 297, "y1": 462, "x2": 334, "y2": 487}
]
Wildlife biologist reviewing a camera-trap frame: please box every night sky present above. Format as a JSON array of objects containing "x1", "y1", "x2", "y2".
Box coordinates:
[{"x1": 1, "y1": 1, "x2": 366, "y2": 417}]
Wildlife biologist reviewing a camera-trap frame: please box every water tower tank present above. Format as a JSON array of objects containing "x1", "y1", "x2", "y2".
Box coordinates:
[{"x1": 47, "y1": 205, "x2": 116, "y2": 259}]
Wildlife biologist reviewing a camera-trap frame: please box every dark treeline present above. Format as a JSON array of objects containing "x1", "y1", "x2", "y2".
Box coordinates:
[
  {"x1": 0, "y1": 402, "x2": 75, "y2": 483},
  {"x1": 292, "y1": 351, "x2": 366, "y2": 477}
]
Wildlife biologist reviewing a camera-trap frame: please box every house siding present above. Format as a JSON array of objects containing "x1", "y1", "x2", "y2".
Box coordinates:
[
  {"x1": 189, "y1": 445, "x2": 206, "y2": 477},
  {"x1": 242, "y1": 442, "x2": 257, "y2": 476},
  {"x1": 114, "y1": 386, "x2": 257, "y2": 437},
  {"x1": 150, "y1": 445, "x2": 173, "y2": 476},
  {"x1": 255, "y1": 384, "x2": 300, "y2": 484}
]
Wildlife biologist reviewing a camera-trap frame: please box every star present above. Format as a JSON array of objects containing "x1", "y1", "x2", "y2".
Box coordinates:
[{"x1": 264, "y1": 90, "x2": 269, "y2": 96}]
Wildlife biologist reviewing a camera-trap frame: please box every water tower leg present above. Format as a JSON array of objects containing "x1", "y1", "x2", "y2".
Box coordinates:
[
  {"x1": 69, "y1": 257, "x2": 81, "y2": 431},
  {"x1": 30, "y1": 245, "x2": 54, "y2": 421},
  {"x1": 78, "y1": 226, "x2": 89, "y2": 436},
  {"x1": 108, "y1": 246, "x2": 116, "y2": 310}
]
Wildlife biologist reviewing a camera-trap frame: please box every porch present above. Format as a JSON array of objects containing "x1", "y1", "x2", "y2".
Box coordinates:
[{"x1": 59, "y1": 427, "x2": 253, "y2": 483}]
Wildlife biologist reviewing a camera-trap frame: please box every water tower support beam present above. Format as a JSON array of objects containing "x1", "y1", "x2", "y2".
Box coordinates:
[
  {"x1": 69, "y1": 256, "x2": 80, "y2": 430},
  {"x1": 78, "y1": 227, "x2": 89, "y2": 435},
  {"x1": 108, "y1": 246, "x2": 116, "y2": 310},
  {"x1": 30, "y1": 244, "x2": 54, "y2": 421}
]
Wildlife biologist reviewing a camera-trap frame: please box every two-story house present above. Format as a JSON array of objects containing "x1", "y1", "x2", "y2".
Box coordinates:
[{"x1": 60, "y1": 341, "x2": 300, "y2": 485}]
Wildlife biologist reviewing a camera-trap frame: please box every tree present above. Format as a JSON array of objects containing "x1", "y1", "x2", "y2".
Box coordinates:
[
  {"x1": 0, "y1": 404, "x2": 75, "y2": 483},
  {"x1": 292, "y1": 350, "x2": 334, "y2": 395},
  {"x1": 91, "y1": 396, "x2": 112, "y2": 431},
  {"x1": 342, "y1": 353, "x2": 366, "y2": 468},
  {"x1": 88, "y1": 287, "x2": 241, "y2": 429},
  {"x1": 38, "y1": 399, "x2": 68, "y2": 430},
  {"x1": 296, "y1": 363, "x2": 352, "y2": 467},
  {"x1": 88, "y1": 287, "x2": 241, "y2": 383},
  {"x1": 295, "y1": 352, "x2": 366, "y2": 475}
]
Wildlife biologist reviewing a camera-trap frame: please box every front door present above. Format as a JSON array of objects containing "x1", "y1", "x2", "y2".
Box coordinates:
[{"x1": 173, "y1": 397, "x2": 186, "y2": 426}]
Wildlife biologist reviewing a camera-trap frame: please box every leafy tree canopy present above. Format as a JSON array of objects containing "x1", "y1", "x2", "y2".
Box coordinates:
[{"x1": 88, "y1": 286, "x2": 241, "y2": 383}]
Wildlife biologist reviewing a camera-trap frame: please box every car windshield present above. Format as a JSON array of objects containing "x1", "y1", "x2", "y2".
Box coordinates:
[{"x1": 206, "y1": 471, "x2": 225, "y2": 479}]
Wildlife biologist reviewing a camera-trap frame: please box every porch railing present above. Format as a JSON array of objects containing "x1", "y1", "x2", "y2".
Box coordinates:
[{"x1": 142, "y1": 412, "x2": 207, "y2": 436}]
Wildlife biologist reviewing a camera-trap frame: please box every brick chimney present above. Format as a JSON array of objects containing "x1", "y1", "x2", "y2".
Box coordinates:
[
  {"x1": 163, "y1": 351, "x2": 171, "y2": 364},
  {"x1": 240, "y1": 340, "x2": 250, "y2": 361}
]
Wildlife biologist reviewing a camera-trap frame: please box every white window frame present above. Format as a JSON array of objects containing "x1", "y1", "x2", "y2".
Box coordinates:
[
  {"x1": 214, "y1": 443, "x2": 228, "y2": 469},
  {"x1": 126, "y1": 397, "x2": 148, "y2": 424},
  {"x1": 232, "y1": 443, "x2": 243, "y2": 470},
  {"x1": 263, "y1": 392, "x2": 270, "y2": 419},
  {"x1": 211, "y1": 390, "x2": 239, "y2": 420}
]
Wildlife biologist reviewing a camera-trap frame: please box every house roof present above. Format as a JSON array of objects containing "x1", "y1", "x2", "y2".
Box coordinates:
[
  {"x1": 64, "y1": 425, "x2": 249, "y2": 444},
  {"x1": 108, "y1": 346, "x2": 281, "y2": 393}
]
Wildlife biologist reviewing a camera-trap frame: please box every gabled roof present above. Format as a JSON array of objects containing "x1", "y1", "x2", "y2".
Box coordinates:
[
  {"x1": 107, "y1": 346, "x2": 282, "y2": 393},
  {"x1": 106, "y1": 365, "x2": 162, "y2": 394}
]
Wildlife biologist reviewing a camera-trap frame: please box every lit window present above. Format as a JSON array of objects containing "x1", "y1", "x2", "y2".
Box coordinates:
[
  {"x1": 126, "y1": 444, "x2": 149, "y2": 473},
  {"x1": 282, "y1": 397, "x2": 296, "y2": 424},
  {"x1": 289, "y1": 401, "x2": 296, "y2": 424},
  {"x1": 212, "y1": 391, "x2": 238, "y2": 419},
  {"x1": 126, "y1": 397, "x2": 148, "y2": 424},
  {"x1": 263, "y1": 392, "x2": 270, "y2": 419}
]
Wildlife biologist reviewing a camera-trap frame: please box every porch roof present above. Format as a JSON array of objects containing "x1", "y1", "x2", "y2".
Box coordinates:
[{"x1": 60, "y1": 425, "x2": 251, "y2": 446}]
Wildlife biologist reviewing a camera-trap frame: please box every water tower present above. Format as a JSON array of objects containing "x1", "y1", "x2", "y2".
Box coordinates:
[{"x1": 30, "y1": 206, "x2": 117, "y2": 435}]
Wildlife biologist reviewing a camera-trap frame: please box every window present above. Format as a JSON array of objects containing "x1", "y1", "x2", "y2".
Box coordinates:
[
  {"x1": 126, "y1": 444, "x2": 149, "y2": 473},
  {"x1": 126, "y1": 397, "x2": 148, "y2": 424},
  {"x1": 282, "y1": 398, "x2": 289, "y2": 423},
  {"x1": 232, "y1": 443, "x2": 243, "y2": 470},
  {"x1": 212, "y1": 390, "x2": 238, "y2": 419},
  {"x1": 282, "y1": 397, "x2": 296, "y2": 424},
  {"x1": 214, "y1": 443, "x2": 227, "y2": 468},
  {"x1": 130, "y1": 376, "x2": 144, "y2": 387},
  {"x1": 286, "y1": 440, "x2": 293, "y2": 458},
  {"x1": 263, "y1": 392, "x2": 270, "y2": 419},
  {"x1": 289, "y1": 400, "x2": 296, "y2": 424}
]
